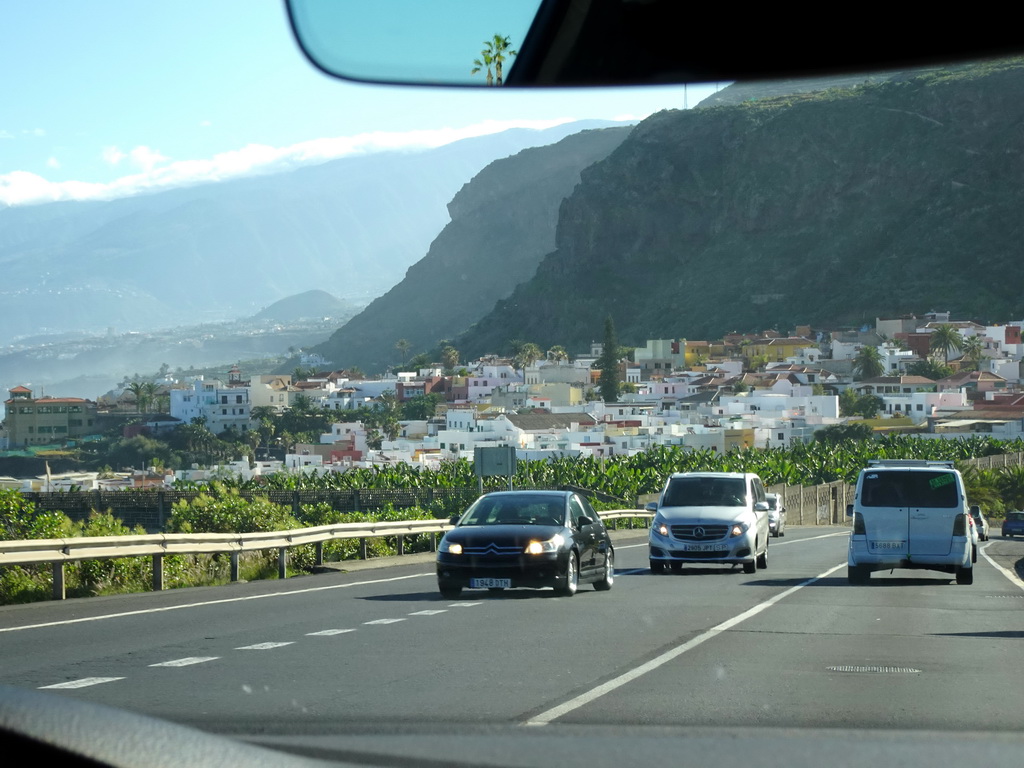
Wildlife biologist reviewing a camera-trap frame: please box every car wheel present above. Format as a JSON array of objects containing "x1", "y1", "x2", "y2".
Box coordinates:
[
  {"x1": 556, "y1": 552, "x2": 579, "y2": 596},
  {"x1": 778, "y1": 524, "x2": 785, "y2": 538},
  {"x1": 438, "y1": 582, "x2": 462, "y2": 599},
  {"x1": 972, "y1": 545, "x2": 978, "y2": 564},
  {"x1": 650, "y1": 560, "x2": 666, "y2": 574},
  {"x1": 956, "y1": 565, "x2": 974, "y2": 585},
  {"x1": 848, "y1": 565, "x2": 870, "y2": 585},
  {"x1": 743, "y1": 558, "x2": 757, "y2": 574},
  {"x1": 670, "y1": 561, "x2": 684, "y2": 573},
  {"x1": 756, "y1": 541, "x2": 768, "y2": 570},
  {"x1": 594, "y1": 550, "x2": 614, "y2": 591}
]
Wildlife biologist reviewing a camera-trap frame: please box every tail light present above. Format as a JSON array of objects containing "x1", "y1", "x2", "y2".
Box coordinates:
[
  {"x1": 952, "y1": 513, "x2": 967, "y2": 536},
  {"x1": 853, "y1": 512, "x2": 865, "y2": 535}
]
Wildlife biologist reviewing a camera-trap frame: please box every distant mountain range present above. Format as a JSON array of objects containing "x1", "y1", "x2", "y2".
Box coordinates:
[{"x1": 0, "y1": 120, "x2": 627, "y2": 340}]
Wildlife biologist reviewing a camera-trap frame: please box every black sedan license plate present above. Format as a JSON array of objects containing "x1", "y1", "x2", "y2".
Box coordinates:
[{"x1": 470, "y1": 578, "x2": 511, "y2": 588}]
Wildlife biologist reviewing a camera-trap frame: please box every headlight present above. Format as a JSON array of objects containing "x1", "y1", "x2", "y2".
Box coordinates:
[
  {"x1": 439, "y1": 540, "x2": 463, "y2": 555},
  {"x1": 652, "y1": 515, "x2": 669, "y2": 537},
  {"x1": 729, "y1": 522, "x2": 749, "y2": 538},
  {"x1": 524, "y1": 534, "x2": 565, "y2": 554}
]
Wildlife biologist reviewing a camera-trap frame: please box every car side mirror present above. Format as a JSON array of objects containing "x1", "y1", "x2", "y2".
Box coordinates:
[
  {"x1": 448, "y1": 515, "x2": 461, "y2": 526},
  {"x1": 645, "y1": 502, "x2": 658, "y2": 513},
  {"x1": 576, "y1": 515, "x2": 594, "y2": 527},
  {"x1": 754, "y1": 501, "x2": 769, "y2": 512}
]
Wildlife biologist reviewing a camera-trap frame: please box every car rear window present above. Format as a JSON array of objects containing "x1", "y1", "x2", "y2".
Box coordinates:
[
  {"x1": 861, "y1": 470, "x2": 959, "y2": 508},
  {"x1": 664, "y1": 476, "x2": 747, "y2": 507},
  {"x1": 1007, "y1": 512, "x2": 1024, "y2": 522}
]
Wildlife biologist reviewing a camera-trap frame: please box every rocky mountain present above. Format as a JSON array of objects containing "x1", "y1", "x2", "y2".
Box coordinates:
[
  {"x1": 0, "y1": 120, "x2": 624, "y2": 340},
  {"x1": 454, "y1": 58, "x2": 1024, "y2": 357},
  {"x1": 313, "y1": 124, "x2": 634, "y2": 372}
]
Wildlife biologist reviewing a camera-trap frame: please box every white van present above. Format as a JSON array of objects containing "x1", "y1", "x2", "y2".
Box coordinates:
[{"x1": 847, "y1": 460, "x2": 973, "y2": 585}]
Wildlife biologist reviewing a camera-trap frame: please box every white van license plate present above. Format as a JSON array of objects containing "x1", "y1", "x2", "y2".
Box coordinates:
[
  {"x1": 470, "y1": 578, "x2": 511, "y2": 588},
  {"x1": 871, "y1": 541, "x2": 905, "y2": 550}
]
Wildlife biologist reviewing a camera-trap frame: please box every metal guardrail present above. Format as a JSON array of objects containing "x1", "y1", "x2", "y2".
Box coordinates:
[{"x1": 0, "y1": 511, "x2": 652, "y2": 601}]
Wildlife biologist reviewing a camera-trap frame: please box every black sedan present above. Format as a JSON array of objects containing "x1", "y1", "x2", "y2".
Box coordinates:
[{"x1": 436, "y1": 490, "x2": 614, "y2": 598}]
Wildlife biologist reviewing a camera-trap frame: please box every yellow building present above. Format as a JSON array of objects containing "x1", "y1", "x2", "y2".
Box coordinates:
[{"x1": 4, "y1": 386, "x2": 98, "y2": 447}]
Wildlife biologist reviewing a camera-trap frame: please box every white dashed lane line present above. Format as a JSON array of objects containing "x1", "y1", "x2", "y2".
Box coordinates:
[
  {"x1": 363, "y1": 618, "x2": 405, "y2": 625},
  {"x1": 448, "y1": 602, "x2": 482, "y2": 607},
  {"x1": 149, "y1": 657, "x2": 219, "y2": 667},
  {"x1": 236, "y1": 642, "x2": 294, "y2": 650},
  {"x1": 40, "y1": 677, "x2": 124, "y2": 689},
  {"x1": 409, "y1": 609, "x2": 447, "y2": 616},
  {"x1": 306, "y1": 628, "x2": 356, "y2": 636}
]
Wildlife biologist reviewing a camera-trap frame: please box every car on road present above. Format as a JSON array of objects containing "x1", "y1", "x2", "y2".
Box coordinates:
[
  {"x1": 767, "y1": 492, "x2": 786, "y2": 537},
  {"x1": 970, "y1": 505, "x2": 990, "y2": 541},
  {"x1": 648, "y1": 472, "x2": 770, "y2": 574},
  {"x1": 1002, "y1": 511, "x2": 1024, "y2": 537},
  {"x1": 436, "y1": 490, "x2": 613, "y2": 598},
  {"x1": 847, "y1": 460, "x2": 974, "y2": 584}
]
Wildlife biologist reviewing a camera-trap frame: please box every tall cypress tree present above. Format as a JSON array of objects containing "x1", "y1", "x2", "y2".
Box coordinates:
[{"x1": 598, "y1": 315, "x2": 619, "y2": 403}]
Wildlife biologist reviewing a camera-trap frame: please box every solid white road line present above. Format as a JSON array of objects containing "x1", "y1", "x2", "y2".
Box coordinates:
[
  {"x1": 523, "y1": 561, "x2": 846, "y2": 726},
  {"x1": 981, "y1": 542, "x2": 1024, "y2": 591},
  {"x1": 39, "y1": 677, "x2": 123, "y2": 689}
]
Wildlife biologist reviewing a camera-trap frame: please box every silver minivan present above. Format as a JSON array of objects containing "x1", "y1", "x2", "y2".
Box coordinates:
[
  {"x1": 847, "y1": 460, "x2": 973, "y2": 585},
  {"x1": 648, "y1": 472, "x2": 770, "y2": 574}
]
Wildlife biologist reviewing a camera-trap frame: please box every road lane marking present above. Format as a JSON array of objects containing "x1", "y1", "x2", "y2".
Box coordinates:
[
  {"x1": 408, "y1": 610, "x2": 447, "y2": 616},
  {"x1": 149, "y1": 657, "x2": 219, "y2": 667},
  {"x1": 771, "y1": 531, "x2": 848, "y2": 545},
  {"x1": 0, "y1": 572, "x2": 432, "y2": 634},
  {"x1": 236, "y1": 642, "x2": 294, "y2": 650},
  {"x1": 981, "y1": 543, "x2": 1024, "y2": 591},
  {"x1": 306, "y1": 629, "x2": 356, "y2": 636},
  {"x1": 448, "y1": 602, "x2": 481, "y2": 607},
  {"x1": 524, "y1": 561, "x2": 846, "y2": 726},
  {"x1": 40, "y1": 677, "x2": 123, "y2": 689},
  {"x1": 363, "y1": 618, "x2": 405, "y2": 625}
]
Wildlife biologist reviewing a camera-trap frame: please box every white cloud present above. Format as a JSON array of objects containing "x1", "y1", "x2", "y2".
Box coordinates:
[
  {"x1": 46, "y1": 157, "x2": 60, "y2": 169},
  {"x1": 199, "y1": 120, "x2": 212, "y2": 127},
  {"x1": 0, "y1": 130, "x2": 13, "y2": 140},
  {"x1": 102, "y1": 146, "x2": 126, "y2": 165},
  {"x1": 0, "y1": 118, "x2": 580, "y2": 207}
]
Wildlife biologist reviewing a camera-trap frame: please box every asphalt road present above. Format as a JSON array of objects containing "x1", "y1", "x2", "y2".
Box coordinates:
[{"x1": 2, "y1": 526, "x2": 1024, "y2": 760}]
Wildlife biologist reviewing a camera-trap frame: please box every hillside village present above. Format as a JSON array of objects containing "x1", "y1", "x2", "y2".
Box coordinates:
[{"x1": 3, "y1": 312, "x2": 1023, "y2": 491}]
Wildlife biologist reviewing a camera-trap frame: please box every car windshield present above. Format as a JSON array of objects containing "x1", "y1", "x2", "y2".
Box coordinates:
[
  {"x1": 459, "y1": 496, "x2": 565, "y2": 526},
  {"x1": 664, "y1": 477, "x2": 747, "y2": 507},
  {"x1": 4, "y1": 3, "x2": 1024, "y2": 764}
]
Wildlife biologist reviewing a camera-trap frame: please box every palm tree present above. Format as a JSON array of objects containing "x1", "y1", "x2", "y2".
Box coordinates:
[
  {"x1": 513, "y1": 342, "x2": 543, "y2": 380},
  {"x1": 546, "y1": 345, "x2": 569, "y2": 363},
  {"x1": 395, "y1": 338, "x2": 412, "y2": 366},
  {"x1": 126, "y1": 381, "x2": 146, "y2": 413},
  {"x1": 471, "y1": 35, "x2": 517, "y2": 86},
  {"x1": 852, "y1": 345, "x2": 885, "y2": 380},
  {"x1": 960, "y1": 334, "x2": 984, "y2": 371},
  {"x1": 929, "y1": 324, "x2": 963, "y2": 364},
  {"x1": 141, "y1": 382, "x2": 158, "y2": 413},
  {"x1": 440, "y1": 345, "x2": 460, "y2": 371}
]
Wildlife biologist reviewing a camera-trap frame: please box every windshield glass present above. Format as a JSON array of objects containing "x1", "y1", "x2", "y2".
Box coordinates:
[
  {"x1": 460, "y1": 495, "x2": 564, "y2": 526},
  {"x1": 4, "y1": 2, "x2": 1024, "y2": 764},
  {"x1": 664, "y1": 477, "x2": 747, "y2": 507},
  {"x1": 861, "y1": 471, "x2": 960, "y2": 508}
]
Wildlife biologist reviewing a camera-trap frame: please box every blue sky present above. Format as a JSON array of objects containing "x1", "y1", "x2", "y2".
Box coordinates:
[{"x1": 0, "y1": 1, "x2": 722, "y2": 206}]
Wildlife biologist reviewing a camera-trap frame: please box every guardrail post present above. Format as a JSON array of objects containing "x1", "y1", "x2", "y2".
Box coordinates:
[
  {"x1": 152, "y1": 554, "x2": 164, "y2": 591},
  {"x1": 430, "y1": 533, "x2": 436, "y2": 552},
  {"x1": 398, "y1": 535, "x2": 405, "y2": 556},
  {"x1": 230, "y1": 552, "x2": 240, "y2": 582},
  {"x1": 278, "y1": 547, "x2": 287, "y2": 579},
  {"x1": 359, "y1": 537, "x2": 367, "y2": 559},
  {"x1": 52, "y1": 562, "x2": 65, "y2": 600},
  {"x1": 315, "y1": 541, "x2": 324, "y2": 566}
]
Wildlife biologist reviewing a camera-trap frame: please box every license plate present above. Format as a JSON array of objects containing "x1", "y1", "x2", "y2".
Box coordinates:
[
  {"x1": 470, "y1": 578, "x2": 511, "y2": 588},
  {"x1": 871, "y1": 541, "x2": 905, "y2": 550},
  {"x1": 681, "y1": 543, "x2": 728, "y2": 552}
]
